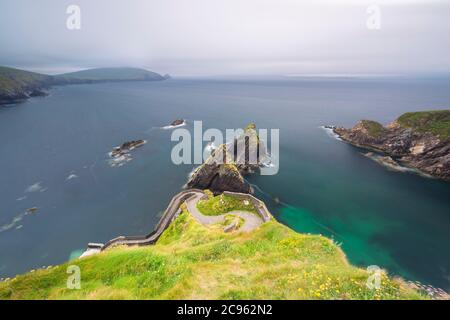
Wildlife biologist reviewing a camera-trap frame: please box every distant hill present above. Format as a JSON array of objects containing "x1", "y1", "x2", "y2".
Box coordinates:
[
  {"x1": 57, "y1": 67, "x2": 165, "y2": 82},
  {"x1": 0, "y1": 66, "x2": 168, "y2": 105}
]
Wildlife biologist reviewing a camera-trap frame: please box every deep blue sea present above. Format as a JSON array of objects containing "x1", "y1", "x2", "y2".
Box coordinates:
[{"x1": 0, "y1": 77, "x2": 449, "y2": 289}]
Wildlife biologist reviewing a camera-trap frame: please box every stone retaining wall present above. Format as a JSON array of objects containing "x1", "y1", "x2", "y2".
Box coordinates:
[
  {"x1": 223, "y1": 191, "x2": 272, "y2": 222},
  {"x1": 90, "y1": 189, "x2": 204, "y2": 251}
]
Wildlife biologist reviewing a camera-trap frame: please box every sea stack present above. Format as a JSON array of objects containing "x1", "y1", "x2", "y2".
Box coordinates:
[{"x1": 186, "y1": 123, "x2": 269, "y2": 194}]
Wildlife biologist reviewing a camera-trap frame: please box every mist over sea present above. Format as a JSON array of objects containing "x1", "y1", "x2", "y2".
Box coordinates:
[{"x1": 0, "y1": 77, "x2": 449, "y2": 289}]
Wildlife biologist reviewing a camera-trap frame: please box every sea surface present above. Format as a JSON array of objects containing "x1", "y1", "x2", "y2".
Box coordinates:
[{"x1": 0, "y1": 77, "x2": 449, "y2": 289}]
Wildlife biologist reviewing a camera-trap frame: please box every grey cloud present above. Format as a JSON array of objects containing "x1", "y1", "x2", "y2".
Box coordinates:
[{"x1": 0, "y1": 0, "x2": 449, "y2": 76}]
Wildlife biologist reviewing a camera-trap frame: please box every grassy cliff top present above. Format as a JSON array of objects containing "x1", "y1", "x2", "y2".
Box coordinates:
[
  {"x1": 196, "y1": 193, "x2": 257, "y2": 216},
  {"x1": 0, "y1": 66, "x2": 51, "y2": 95},
  {"x1": 359, "y1": 120, "x2": 385, "y2": 137},
  {"x1": 0, "y1": 209, "x2": 423, "y2": 300},
  {"x1": 57, "y1": 67, "x2": 164, "y2": 81},
  {"x1": 397, "y1": 110, "x2": 450, "y2": 140}
]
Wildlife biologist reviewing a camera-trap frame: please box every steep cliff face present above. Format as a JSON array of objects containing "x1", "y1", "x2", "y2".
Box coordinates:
[
  {"x1": 334, "y1": 110, "x2": 450, "y2": 181},
  {"x1": 187, "y1": 145, "x2": 252, "y2": 194},
  {"x1": 186, "y1": 124, "x2": 269, "y2": 194}
]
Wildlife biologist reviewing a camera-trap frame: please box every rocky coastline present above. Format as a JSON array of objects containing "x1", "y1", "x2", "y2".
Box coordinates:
[
  {"x1": 0, "y1": 83, "x2": 51, "y2": 105},
  {"x1": 332, "y1": 110, "x2": 450, "y2": 181}
]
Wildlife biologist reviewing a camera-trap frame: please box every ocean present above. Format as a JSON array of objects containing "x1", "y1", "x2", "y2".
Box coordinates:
[{"x1": 0, "y1": 77, "x2": 449, "y2": 289}]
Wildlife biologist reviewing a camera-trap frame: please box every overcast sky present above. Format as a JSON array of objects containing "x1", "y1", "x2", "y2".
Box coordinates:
[{"x1": 0, "y1": 0, "x2": 449, "y2": 76}]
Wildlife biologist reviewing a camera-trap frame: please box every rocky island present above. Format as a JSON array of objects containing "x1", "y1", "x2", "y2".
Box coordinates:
[
  {"x1": 108, "y1": 139, "x2": 147, "y2": 167},
  {"x1": 170, "y1": 119, "x2": 185, "y2": 127},
  {"x1": 186, "y1": 123, "x2": 268, "y2": 194},
  {"x1": 110, "y1": 139, "x2": 146, "y2": 158},
  {"x1": 333, "y1": 110, "x2": 450, "y2": 181}
]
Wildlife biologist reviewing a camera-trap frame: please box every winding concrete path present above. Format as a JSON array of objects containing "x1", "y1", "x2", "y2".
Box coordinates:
[
  {"x1": 82, "y1": 189, "x2": 269, "y2": 256},
  {"x1": 185, "y1": 193, "x2": 263, "y2": 232}
]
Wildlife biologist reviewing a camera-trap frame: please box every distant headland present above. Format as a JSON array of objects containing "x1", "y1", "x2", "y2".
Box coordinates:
[
  {"x1": 0, "y1": 66, "x2": 169, "y2": 105},
  {"x1": 330, "y1": 110, "x2": 450, "y2": 181}
]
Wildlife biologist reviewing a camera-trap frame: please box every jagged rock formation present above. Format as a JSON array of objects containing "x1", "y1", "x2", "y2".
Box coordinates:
[
  {"x1": 170, "y1": 119, "x2": 185, "y2": 126},
  {"x1": 187, "y1": 123, "x2": 269, "y2": 194},
  {"x1": 231, "y1": 123, "x2": 268, "y2": 175},
  {"x1": 333, "y1": 110, "x2": 450, "y2": 181},
  {"x1": 187, "y1": 144, "x2": 252, "y2": 194}
]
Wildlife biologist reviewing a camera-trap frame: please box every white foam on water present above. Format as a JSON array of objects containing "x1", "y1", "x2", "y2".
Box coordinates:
[
  {"x1": 363, "y1": 152, "x2": 433, "y2": 179},
  {"x1": 66, "y1": 173, "x2": 78, "y2": 181},
  {"x1": 0, "y1": 208, "x2": 35, "y2": 233},
  {"x1": 25, "y1": 182, "x2": 45, "y2": 193},
  {"x1": 107, "y1": 154, "x2": 133, "y2": 167},
  {"x1": 320, "y1": 126, "x2": 342, "y2": 141},
  {"x1": 203, "y1": 142, "x2": 217, "y2": 155}
]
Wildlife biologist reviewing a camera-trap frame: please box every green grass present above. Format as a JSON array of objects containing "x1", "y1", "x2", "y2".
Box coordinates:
[
  {"x1": 197, "y1": 194, "x2": 257, "y2": 216},
  {"x1": 397, "y1": 110, "x2": 450, "y2": 141},
  {"x1": 360, "y1": 120, "x2": 385, "y2": 137},
  {"x1": 220, "y1": 214, "x2": 245, "y2": 229},
  {"x1": 0, "y1": 210, "x2": 424, "y2": 300}
]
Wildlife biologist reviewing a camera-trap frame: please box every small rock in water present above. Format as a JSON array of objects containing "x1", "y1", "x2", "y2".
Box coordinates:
[
  {"x1": 26, "y1": 207, "x2": 38, "y2": 214},
  {"x1": 170, "y1": 119, "x2": 185, "y2": 127},
  {"x1": 108, "y1": 139, "x2": 146, "y2": 167},
  {"x1": 110, "y1": 139, "x2": 146, "y2": 158}
]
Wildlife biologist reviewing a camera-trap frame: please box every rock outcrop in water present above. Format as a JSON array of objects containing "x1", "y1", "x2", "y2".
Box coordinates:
[
  {"x1": 186, "y1": 123, "x2": 269, "y2": 194},
  {"x1": 110, "y1": 140, "x2": 146, "y2": 158},
  {"x1": 333, "y1": 110, "x2": 450, "y2": 181},
  {"x1": 170, "y1": 119, "x2": 185, "y2": 127},
  {"x1": 187, "y1": 144, "x2": 252, "y2": 194}
]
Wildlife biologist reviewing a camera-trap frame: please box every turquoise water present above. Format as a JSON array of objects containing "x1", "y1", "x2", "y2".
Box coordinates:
[{"x1": 0, "y1": 78, "x2": 449, "y2": 289}]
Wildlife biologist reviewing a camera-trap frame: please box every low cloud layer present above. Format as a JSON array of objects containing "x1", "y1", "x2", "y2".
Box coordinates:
[{"x1": 0, "y1": 0, "x2": 449, "y2": 76}]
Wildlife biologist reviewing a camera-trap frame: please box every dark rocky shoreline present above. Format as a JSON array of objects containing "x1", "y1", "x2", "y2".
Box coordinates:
[{"x1": 332, "y1": 114, "x2": 450, "y2": 181}]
